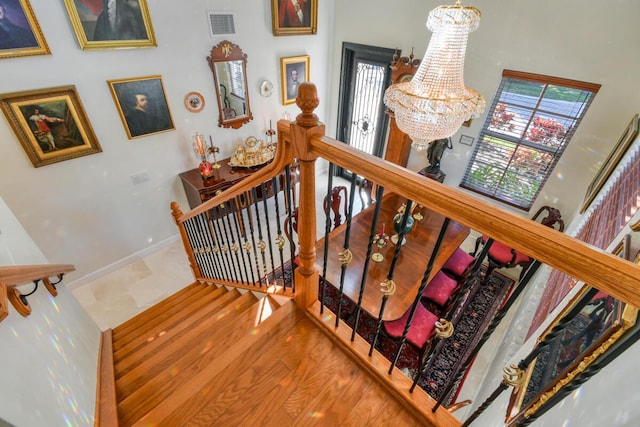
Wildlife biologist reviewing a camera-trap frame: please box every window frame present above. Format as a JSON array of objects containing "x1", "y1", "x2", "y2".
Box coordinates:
[{"x1": 460, "y1": 70, "x2": 600, "y2": 211}]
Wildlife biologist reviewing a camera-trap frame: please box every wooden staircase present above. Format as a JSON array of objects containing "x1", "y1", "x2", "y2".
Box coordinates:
[{"x1": 102, "y1": 281, "x2": 426, "y2": 426}]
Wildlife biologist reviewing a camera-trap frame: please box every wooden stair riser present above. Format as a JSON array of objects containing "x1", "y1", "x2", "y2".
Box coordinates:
[
  {"x1": 115, "y1": 291, "x2": 260, "y2": 408},
  {"x1": 112, "y1": 283, "x2": 215, "y2": 347},
  {"x1": 131, "y1": 301, "x2": 300, "y2": 427},
  {"x1": 117, "y1": 294, "x2": 281, "y2": 425},
  {"x1": 112, "y1": 282, "x2": 205, "y2": 339},
  {"x1": 113, "y1": 286, "x2": 232, "y2": 365}
]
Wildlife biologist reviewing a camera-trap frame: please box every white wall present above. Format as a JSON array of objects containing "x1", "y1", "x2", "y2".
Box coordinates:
[
  {"x1": 329, "y1": 0, "x2": 640, "y2": 221},
  {"x1": 0, "y1": 194, "x2": 100, "y2": 427},
  {"x1": 0, "y1": 0, "x2": 335, "y2": 285}
]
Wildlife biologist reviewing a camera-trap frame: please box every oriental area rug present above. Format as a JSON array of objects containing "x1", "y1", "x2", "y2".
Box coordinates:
[{"x1": 318, "y1": 267, "x2": 515, "y2": 406}]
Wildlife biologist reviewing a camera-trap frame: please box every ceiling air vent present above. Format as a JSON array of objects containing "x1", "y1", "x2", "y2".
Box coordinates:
[{"x1": 208, "y1": 13, "x2": 235, "y2": 37}]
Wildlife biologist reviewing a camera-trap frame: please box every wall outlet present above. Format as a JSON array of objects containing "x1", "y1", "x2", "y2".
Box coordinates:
[{"x1": 130, "y1": 171, "x2": 149, "y2": 185}]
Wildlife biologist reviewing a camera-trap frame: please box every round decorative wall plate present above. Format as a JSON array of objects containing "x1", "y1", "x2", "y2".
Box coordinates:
[
  {"x1": 259, "y1": 80, "x2": 274, "y2": 97},
  {"x1": 185, "y1": 92, "x2": 205, "y2": 113}
]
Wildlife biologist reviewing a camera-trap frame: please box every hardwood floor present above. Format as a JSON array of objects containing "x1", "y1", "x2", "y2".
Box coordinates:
[{"x1": 108, "y1": 281, "x2": 424, "y2": 426}]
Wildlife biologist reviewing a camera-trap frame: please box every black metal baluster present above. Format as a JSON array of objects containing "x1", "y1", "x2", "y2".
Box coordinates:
[
  {"x1": 205, "y1": 208, "x2": 225, "y2": 280},
  {"x1": 215, "y1": 203, "x2": 238, "y2": 282},
  {"x1": 229, "y1": 194, "x2": 251, "y2": 284},
  {"x1": 259, "y1": 181, "x2": 281, "y2": 286},
  {"x1": 244, "y1": 190, "x2": 263, "y2": 287},
  {"x1": 196, "y1": 214, "x2": 216, "y2": 278},
  {"x1": 184, "y1": 218, "x2": 204, "y2": 276},
  {"x1": 369, "y1": 198, "x2": 414, "y2": 355},
  {"x1": 251, "y1": 187, "x2": 269, "y2": 286},
  {"x1": 461, "y1": 286, "x2": 600, "y2": 425},
  {"x1": 283, "y1": 165, "x2": 296, "y2": 292},
  {"x1": 319, "y1": 163, "x2": 336, "y2": 314},
  {"x1": 271, "y1": 177, "x2": 289, "y2": 289},
  {"x1": 388, "y1": 217, "x2": 451, "y2": 374},
  {"x1": 236, "y1": 191, "x2": 257, "y2": 286},
  {"x1": 221, "y1": 201, "x2": 244, "y2": 283},
  {"x1": 334, "y1": 172, "x2": 359, "y2": 328},
  {"x1": 209, "y1": 205, "x2": 231, "y2": 281},
  {"x1": 351, "y1": 183, "x2": 385, "y2": 341}
]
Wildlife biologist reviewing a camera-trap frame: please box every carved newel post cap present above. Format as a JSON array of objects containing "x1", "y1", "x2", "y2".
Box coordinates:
[{"x1": 295, "y1": 82, "x2": 320, "y2": 127}]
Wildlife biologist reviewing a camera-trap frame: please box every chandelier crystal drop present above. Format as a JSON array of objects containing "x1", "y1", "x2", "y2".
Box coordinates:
[{"x1": 383, "y1": 1, "x2": 485, "y2": 151}]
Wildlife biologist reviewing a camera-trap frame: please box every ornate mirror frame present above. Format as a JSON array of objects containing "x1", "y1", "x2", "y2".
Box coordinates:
[
  {"x1": 207, "y1": 40, "x2": 253, "y2": 129},
  {"x1": 506, "y1": 241, "x2": 639, "y2": 425}
]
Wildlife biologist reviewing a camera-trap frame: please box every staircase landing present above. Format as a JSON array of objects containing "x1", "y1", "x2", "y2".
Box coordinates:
[{"x1": 106, "y1": 282, "x2": 424, "y2": 426}]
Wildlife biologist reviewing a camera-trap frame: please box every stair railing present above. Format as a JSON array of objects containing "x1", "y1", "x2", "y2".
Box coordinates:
[
  {"x1": 0, "y1": 263, "x2": 75, "y2": 320},
  {"x1": 170, "y1": 82, "x2": 640, "y2": 425}
]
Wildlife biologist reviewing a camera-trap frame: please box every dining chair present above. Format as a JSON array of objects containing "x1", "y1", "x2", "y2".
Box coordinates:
[
  {"x1": 283, "y1": 207, "x2": 300, "y2": 266},
  {"x1": 323, "y1": 185, "x2": 348, "y2": 229},
  {"x1": 442, "y1": 247, "x2": 476, "y2": 280},
  {"x1": 420, "y1": 270, "x2": 461, "y2": 312},
  {"x1": 472, "y1": 205, "x2": 564, "y2": 280},
  {"x1": 382, "y1": 302, "x2": 440, "y2": 357}
]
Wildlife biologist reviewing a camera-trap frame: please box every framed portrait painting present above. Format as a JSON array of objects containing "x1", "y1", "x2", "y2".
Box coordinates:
[
  {"x1": 271, "y1": 0, "x2": 317, "y2": 36},
  {"x1": 280, "y1": 55, "x2": 310, "y2": 106},
  {"x1": 63, "y1": 0, "x2": 156, "y2": 50},
  {"x1": 0, "y1": 0, "x2": 50, "y2": 59},
  {"x1": 0, "y1": 85, "x2": 102, "y2": 167},
  {"x1": 107, "y1": 75, "x2": 175, "y2": 139}
]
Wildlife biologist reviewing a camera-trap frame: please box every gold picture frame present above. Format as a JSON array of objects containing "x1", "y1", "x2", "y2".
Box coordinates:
[
  {"x1": 271, "y1": 0, "x2": 317, "y2": 36},
  {"x1": 280, "y1": 55, "x2": 310, "y2": 106},
  {"x1": 0, "y1": 0, "x2": 50, "y2": 59},
  {"x1": 63, "y1": 0, "x2": 156, "y2": 50},
  {"x1": 0, "y1": 85, "x2": 102, "y2": 167},
  {"x1": 506, "y1": 235, "x2": 639, "y2": 425},
  {"x1": 107, "y1": 75, "x2": 175, "y2": 139},
  {"x1": 580, "y1": 114, "x2": 639, "y2": 213}
]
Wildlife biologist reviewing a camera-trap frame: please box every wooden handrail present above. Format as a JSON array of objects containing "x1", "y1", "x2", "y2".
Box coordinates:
[
  {"x1": 305, "y1": 133, "x2": 640, "y2": 308},
  {"x1": 0, "y1": 264, "x2": 75, "y2": 287}
]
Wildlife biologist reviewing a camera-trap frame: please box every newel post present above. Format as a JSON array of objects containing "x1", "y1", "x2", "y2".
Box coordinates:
[
  {"x1": 171, "y1": 202, "x2": 201, "y2": 279},
  {"x1": 289, "y1": 82, "x2": 324, "y2": 311}
]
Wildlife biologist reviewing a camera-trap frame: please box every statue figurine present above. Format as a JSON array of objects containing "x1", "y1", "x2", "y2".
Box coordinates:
[{"x1": 425, "y1": 138, "x2": 453, "y2": 174}]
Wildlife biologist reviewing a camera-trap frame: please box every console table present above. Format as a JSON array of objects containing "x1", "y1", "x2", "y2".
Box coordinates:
[{"x1": 178, "y1": 157, "x2": 267, "y2": 209}]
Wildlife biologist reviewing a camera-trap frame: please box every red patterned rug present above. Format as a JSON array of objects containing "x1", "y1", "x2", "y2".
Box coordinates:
[{"x1": 318, "y1": 267, "x2": 515, "y2": 404}]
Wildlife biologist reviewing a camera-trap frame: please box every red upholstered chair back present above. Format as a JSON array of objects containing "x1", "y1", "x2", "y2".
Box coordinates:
[{"x1": 532, "y1": 205, "x2": 565, "y2": 232}]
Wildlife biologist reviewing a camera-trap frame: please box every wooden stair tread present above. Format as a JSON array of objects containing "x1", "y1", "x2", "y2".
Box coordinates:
[
  {"x1": 117, "y1": 292, "x2": 283, "y2": 425},
  {"x1": 115, "y1": 289, "x2": 255, "y2": 400},
  {"x1": 112, "y1": 281, "x2": 204, "y2": 338},
  {"x1": 130, "y1": 299, "x2": 300, "y2": 427},
  {"x1": 113, "y1": 286, "x2": 233, "y2": 366},
  {"x1": 112, "y1": 282, "x2": 216, "y2": 346}
]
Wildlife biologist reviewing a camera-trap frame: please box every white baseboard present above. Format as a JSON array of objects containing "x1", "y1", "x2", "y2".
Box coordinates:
[{"x1": 65, "y1": 234, "x2": 181, "y2": 290}]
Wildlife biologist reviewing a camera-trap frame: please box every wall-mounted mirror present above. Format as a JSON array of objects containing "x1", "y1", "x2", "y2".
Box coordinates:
[{"x1": 207, "y1": 40, "x2": 253, "y2": 129}]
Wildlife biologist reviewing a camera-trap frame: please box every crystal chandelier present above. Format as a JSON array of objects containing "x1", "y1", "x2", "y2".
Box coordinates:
[{"x1": 384, "y1": 1, "x2": 485, "y2": 151}]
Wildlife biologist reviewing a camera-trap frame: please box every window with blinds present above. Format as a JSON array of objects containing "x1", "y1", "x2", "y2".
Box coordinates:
[
  {"x1": 228, "y1": 61, "x2": 245, "y2": 99},
  {"x1": 460, "y1": 70, "x2": 600, "y2": 210}
]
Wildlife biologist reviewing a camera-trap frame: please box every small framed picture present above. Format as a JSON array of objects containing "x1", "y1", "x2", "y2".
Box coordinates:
[
  {"x1": 63, "y1": 0, "x2": 156, "y2": 50},
  {"x1": 0, "y1": 0, "x2": 50, "y2": 59},
  {"x1": 459, "y1": 135, "x2": 474, "y2": 146},
  {"x1": 184, "y1": 92, "x2": 204, "y2": 113},
  {"x1": 107, "y1": 75, "x2": 175, "y2": 139},
  {"x1": 0, "y1": 85, "x2": 102, "y2": 167},
  {"x1": 280, "y1": 55, "x2": 310, "y2": 106},
  {"x1": 271, "y1": 0, "x2": 317, "y2": 36}
]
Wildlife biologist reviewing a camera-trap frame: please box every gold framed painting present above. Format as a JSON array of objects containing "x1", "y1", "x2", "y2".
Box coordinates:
[
  {"x1": 0, "y1": 0, "x2": 50, "y2": 59},
  {"x1": 280, "y1": 55, "x2": 310, "y2": 106},
  {"x1": 271, "y1": 0, "x2": 317, "y2": 36},
  {"x1": 506, "y1": 236, "x2": 639, "y2": 425},
  {"x1": 107, "y1": 75, "x2": 175, "y2": 139},
  {"x1": 580, "y1": 114, "x2": 639, "y2": 213},
  {"x1": 0, "y1": 85, "x2": 102, "y2": 167},
  {"x1": 63, "y1": 0, "x2": 156, "y2": 50}
]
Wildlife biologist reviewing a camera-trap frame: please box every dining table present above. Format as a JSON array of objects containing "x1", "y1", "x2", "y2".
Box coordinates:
[{"x1": 315, "y1": 192, "x2": 470, "y2": 321}]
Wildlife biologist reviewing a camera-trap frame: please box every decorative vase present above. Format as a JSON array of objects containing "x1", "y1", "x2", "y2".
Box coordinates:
[
  {"x1": 199, "y1": 158, "x2": 214, "y2": 179},
  {"x1": 391, "y1": 212, "x2": 414, "y2": 246}
]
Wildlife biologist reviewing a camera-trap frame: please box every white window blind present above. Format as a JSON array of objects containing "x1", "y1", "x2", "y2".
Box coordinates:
[{"x1": 460, "y1": 70, "x2": 600, "y2": 211}]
